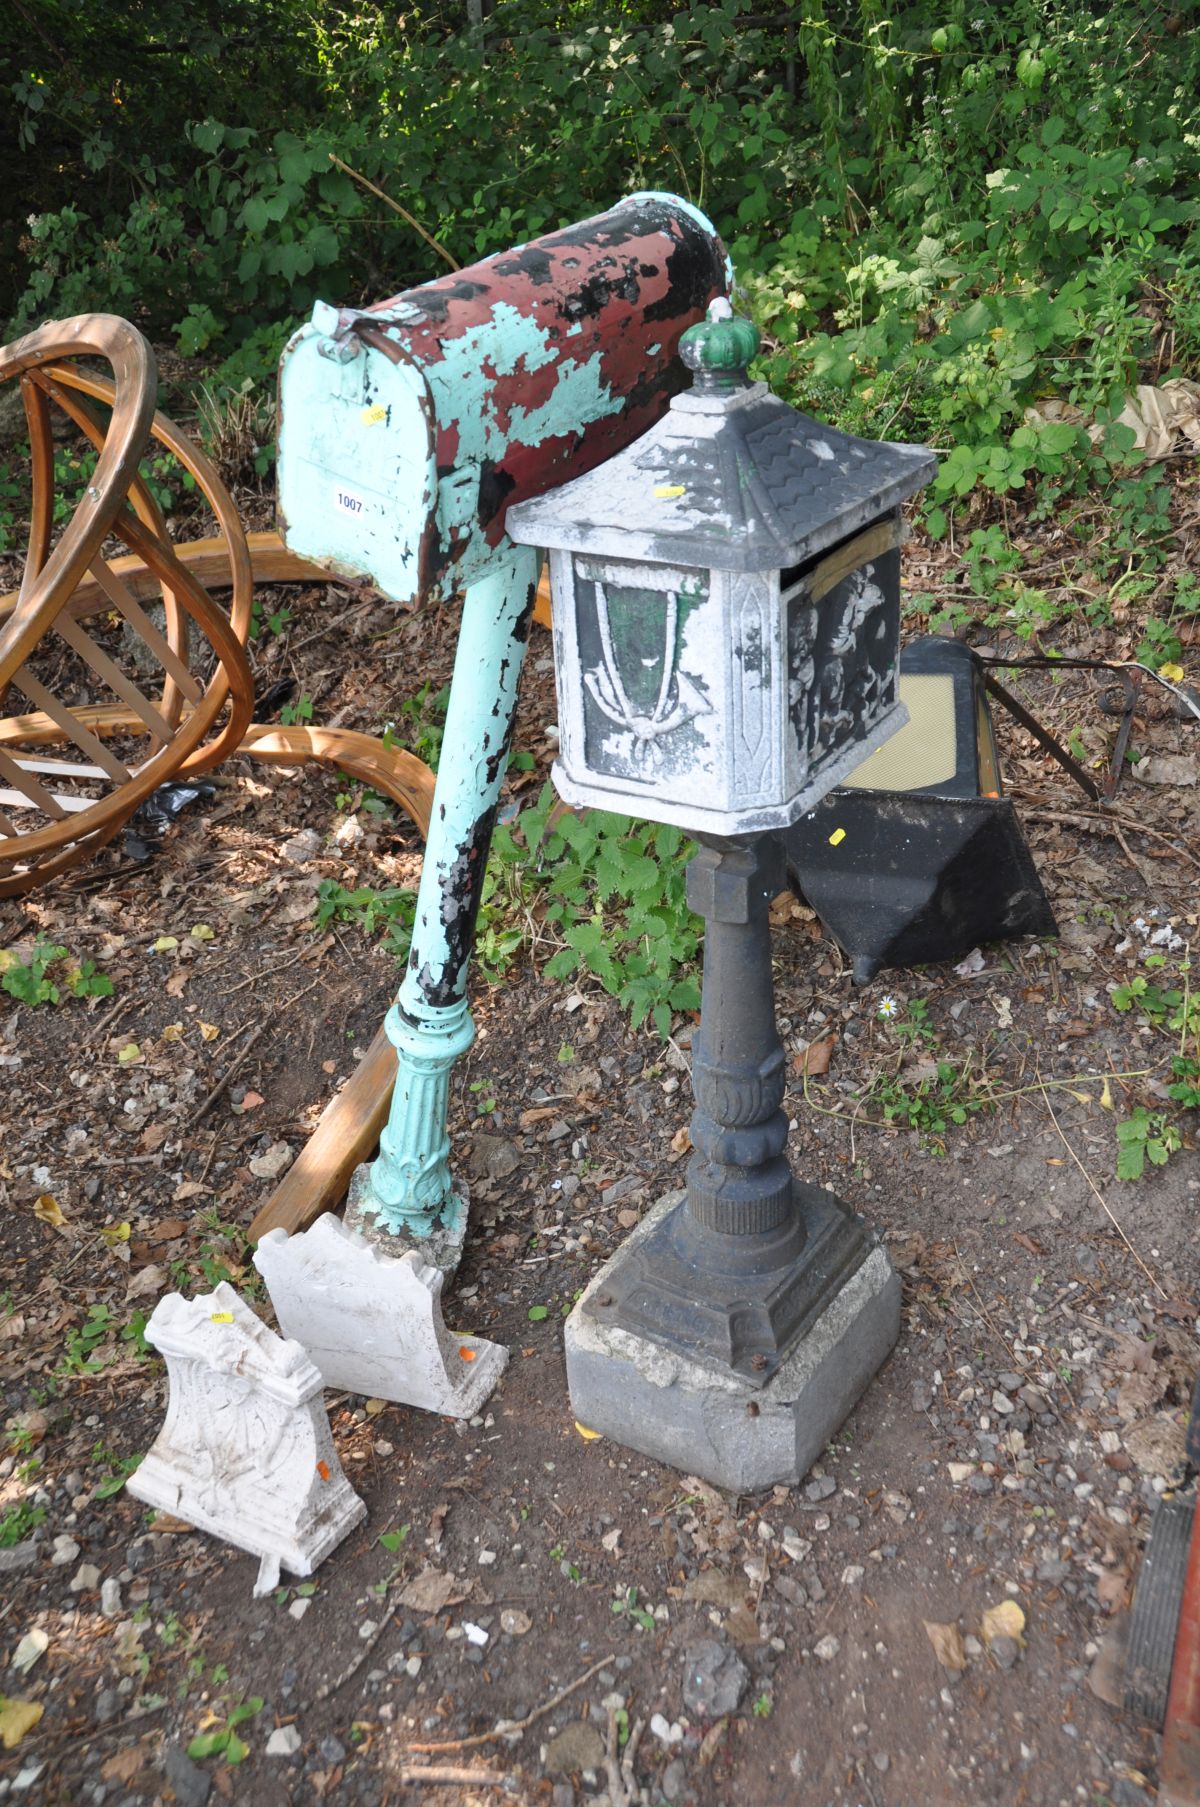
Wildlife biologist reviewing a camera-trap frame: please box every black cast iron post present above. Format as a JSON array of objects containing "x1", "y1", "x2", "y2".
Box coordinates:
[{"x1": 587, "y1": 832, "x2": 868, "y2": 1385}]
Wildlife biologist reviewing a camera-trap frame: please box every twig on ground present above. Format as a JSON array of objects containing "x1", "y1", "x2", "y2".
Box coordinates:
[
  {"x1": 602, "y1": 1703, "x2": 646, "y2": 1807},
  {"x1": 404, "y1": 1652, "x2": 617, "y2": 1755},
  {"x1": 1038, "y1": 1079, "x2": 1167, "y2": 1298},
  {"x1": 83, "y1": 995, "x2": 133, "y2": 1048},
  {"x1": 224, "y1": 944, "x2": 312, "y2": 993},
  {"x1": 398, "y1": 1766, "x2": 512, "y2": 1788},
  {"x1": 316, "y1": 1596, "x2": 400, "y2": 1702},
  {"x1": 189, "y1": 1021, "x2": 269, "y2": 1127},
  {"x1": 1021, "y1": 804, "x2": 1200, "y2": 872}
]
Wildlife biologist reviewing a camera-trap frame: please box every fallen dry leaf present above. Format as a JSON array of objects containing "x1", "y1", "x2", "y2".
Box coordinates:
[
  {"x1": 0, "y1": 1697, "x2": 44, "y2": 1749},
  {"x1": 793, "y1": 1034, "x2": 836, "y2": 1077},
  {"x1": 1123, "y1": 1412, "x2": 1189, "y2": 1486},
  {"x1": 924, "y1": 1620, "x2": 967, "y2": 1671},
  {"x1": 395, "y1": 1565, "x2": 468, "y2": 1614},
  {"x1": 145, "y1": 1216, "x2": 190, "y2": 1243},
  {"x1": 101, "y1": 1748, "x2": 148, "y2": 1784},
  {"x1": 125, "y1": 1264, "x2": 166, "y2": 1301},
  {"x1": 980, "y1": 1600, "x2": 1026, "y2": 1648},
  {"x1": 1096, "y1": 1567, "x2": 1131, "y2": 1614},
  {"x1": 33, "y1": 1193, "x2": 66, "y2": 1229},
  {"x1": 683, "y1": 1569, "x2": 751, "y2": 1612}
]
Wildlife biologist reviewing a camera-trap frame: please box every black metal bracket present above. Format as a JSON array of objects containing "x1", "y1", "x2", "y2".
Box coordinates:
[{"x1": 975, "y1": 653, "x2": 1144, "y2": 803}]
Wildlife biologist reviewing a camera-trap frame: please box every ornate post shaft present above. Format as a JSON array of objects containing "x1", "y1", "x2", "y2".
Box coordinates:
[
  {"x1": 589, "y1": 833, "x2": 868, "y2": 1383},
  {"x1": 685, "y1": 837, "x2": 797, "y2": 1244},
  {"x1": 349, "y1": 544, "x2": 539, "y2": 1251}
]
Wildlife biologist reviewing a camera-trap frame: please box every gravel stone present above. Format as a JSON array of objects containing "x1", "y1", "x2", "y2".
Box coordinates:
[
  {"x1": 661, "y1": 1756, "x2": 688, "y2": 1801},
  {"x1": 681, "y1": 1640, "x2": 749, "y2": 1717},
  {"x1": 163, "y1": 1744, "x2": 211, "y2": 1807}
]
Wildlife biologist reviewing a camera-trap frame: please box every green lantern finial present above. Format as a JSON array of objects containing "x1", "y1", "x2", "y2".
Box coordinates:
[{"x1": 679, "y1": 298, "x2": 760, "y2": 390}]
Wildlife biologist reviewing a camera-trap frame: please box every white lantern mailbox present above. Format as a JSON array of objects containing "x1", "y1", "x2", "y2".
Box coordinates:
[{"x1": 509, "y1": 302, "x2": 936, "y2": 837}]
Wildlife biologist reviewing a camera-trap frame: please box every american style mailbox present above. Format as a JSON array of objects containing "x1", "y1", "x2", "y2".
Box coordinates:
[
  {"x1": 277, "y1": 194, "x2": 730, "y2": 1261},
  {"x1": 507, "y1": 302, "x2": 936, "y2": 1490}
]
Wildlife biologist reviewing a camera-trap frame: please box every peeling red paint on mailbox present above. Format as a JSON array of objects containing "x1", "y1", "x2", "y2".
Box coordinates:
[{"x1": 278, "y1": 194, "x2": 731, "y2": 607}]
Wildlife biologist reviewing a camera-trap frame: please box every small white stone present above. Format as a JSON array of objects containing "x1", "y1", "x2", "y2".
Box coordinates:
[
  {"x1": 359, "y1": 1619, "x2": 379, "y2": 1641},
  {"x1": 463, "y1": 1622, "x2": 488, "y2": 1646},
  {"x1": 947, "y1": 1463, "x2": 976, "y2": 1484},
  {"x1": 50, "y1": 1536, "x2": 81, "y2": 1568},
  {"x1": 70, "y1": 1562, "x2": 101, "y2": 1593},
  {"x1": 254, "y1": 1215, "x2": 508, "y2": 1419},
  {"x1": 99, "y1": 1578, "x2": 122, "y2": 1617},
  {"x1": 649, "y1": 1714, "x2": 683, "y2": 1747},
  {"x1": 814, "y1": 1635, "x2": 840, "y2": 1663},
  {"x1": 266, "y1": 1725, "x2": 302, "y2": 1757},
  {"x1": 841, "y1": 1565, "x2": 865, "y2": 1587},
  {"x1": 477, "y1": 1549, "x2": 497, "y2": 1566},
  {"x1": 405, "y1": 1655, "x2": 423, "y2": 1677},
  {"x1": 1099, "y1": 1431, "x2": 1121, "y2": 1455},
  {"x1": 288, "y1": 1597, "x2": 311, "y2": 1621},
  {"x1": 991, "y1": 1391, "x2": 1014, "y2": 1416}
]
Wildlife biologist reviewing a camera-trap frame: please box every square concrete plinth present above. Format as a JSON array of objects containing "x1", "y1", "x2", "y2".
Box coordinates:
[{"x1": 566, "y1": 1190, "x2": 900, "y2": 1493}]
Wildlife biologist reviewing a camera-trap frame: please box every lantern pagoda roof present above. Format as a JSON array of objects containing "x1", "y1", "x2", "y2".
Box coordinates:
[{"x1": 508, "y1": 303, "x2": 937, "y2": 574}]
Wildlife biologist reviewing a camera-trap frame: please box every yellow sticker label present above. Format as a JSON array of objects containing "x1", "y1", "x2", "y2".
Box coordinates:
[
  {"x1": 361, "y1": 403, "x2": 387, "y2": 424},
  {"x1": 210, "y1": 1311, "x2": 234, "y2": 1324},
  {"x1": 828, "y1": 827, "x2": 846, "y2": 846},
  {"x1": 654, "y1": 484, "x2": 686, "y2": 499}
]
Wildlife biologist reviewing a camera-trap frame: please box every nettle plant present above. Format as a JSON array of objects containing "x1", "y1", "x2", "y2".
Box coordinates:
[
  {"x1": 1110, "y1": 941, "x2": 1198, "y2": 1181},
  {"x1": 486, "y1": 785, "x2": 702, "y2": 1039}
]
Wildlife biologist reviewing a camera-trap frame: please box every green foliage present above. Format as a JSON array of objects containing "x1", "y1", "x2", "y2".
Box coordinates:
[
  {"x1": 0, "y1": 940, "x2": 114, "y2": 1006},
  {"x1": 391, "y1": 683, "x2": 451, "y2": 773},
  {"x1": 873, "y1": 1059, "x2": 985, "y2": 1142},
  {"x1": 91, "y1": 1447, "x2": 145, "y2": 1502},
  {"x1": 0, "y1": 1498, "x2": 46, "y2": 1547},
  {"x1": 187, "y1": 1697, "x2": 264, "y2": 1767},
  {"x1": 1115, "y1": 1108, "x2": 1182, "y2": 1182},
  {"x1": 1111, "y1": 946, "x2": 1196, "y2": 1180},
  {"x1": 611, "y1": 1585, "x2": 656, "y2": 1632},
  {"x1": 314, "y1": 879, "x2": 417, "y2": 964},
  {"x1": 487, "y1": 785, "x2": 701, "y2": 1038},
  {"x1": 279, "y1": 692, "x2": 313, "y2": 727}
]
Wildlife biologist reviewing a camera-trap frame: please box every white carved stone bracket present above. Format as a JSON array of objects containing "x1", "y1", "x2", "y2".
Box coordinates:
[
  {"x1": 254, "y1": 1214, "x2": 508, "y2": 1418},
  {"x1": 127, "y1": 1282, "x2": 366, "y2": 1594}
]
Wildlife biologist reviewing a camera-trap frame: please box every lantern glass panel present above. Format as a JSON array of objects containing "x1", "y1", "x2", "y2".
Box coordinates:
[
  {"x1": 574, "y1": 558, "x2": 714, "y2": 786},
  {"x1": 785, "y1": 540, "x2": 901, "y2": 787}
]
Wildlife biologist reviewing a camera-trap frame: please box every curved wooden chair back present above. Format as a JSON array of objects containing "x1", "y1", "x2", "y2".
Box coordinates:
[{"x1": 0, "y1": 314, "x2": 254, "y2": 895}]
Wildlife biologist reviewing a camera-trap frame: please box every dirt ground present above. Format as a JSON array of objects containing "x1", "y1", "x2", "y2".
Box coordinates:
[{"x1": 1, "y1": 544, "x2": 1198, "y2": 1807}]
